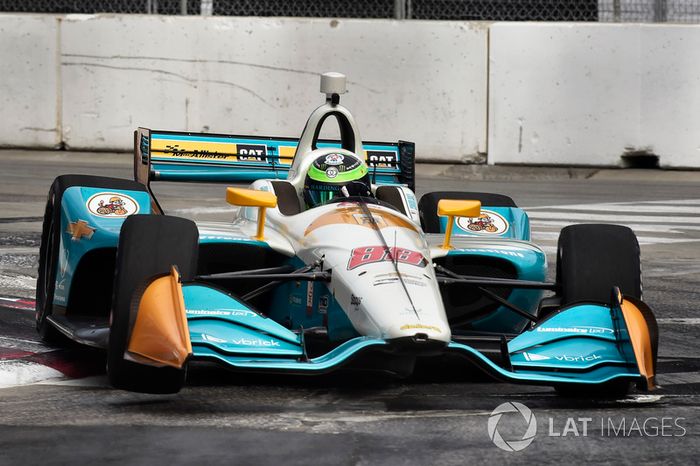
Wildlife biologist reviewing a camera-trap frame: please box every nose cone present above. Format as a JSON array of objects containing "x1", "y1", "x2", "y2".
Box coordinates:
[{"x1": 329, "y1": 255, "x2": 452, "y2": 345}]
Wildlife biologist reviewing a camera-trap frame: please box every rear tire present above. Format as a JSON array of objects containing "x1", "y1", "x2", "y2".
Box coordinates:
[
  {"x1": 107, "y1": 215, "x2": 199, "y2": 394},
  {"x1": 418, "y1": 191, "x2": 517, "y2": 233},
  {"x1": 556, "y1": 224, "x2": 641, "y2": 306}
]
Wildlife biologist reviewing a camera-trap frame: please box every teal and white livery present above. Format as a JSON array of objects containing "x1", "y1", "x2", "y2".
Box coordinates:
[{"x1": 35, "y1": 73, "x2": 658, "y2": 396}]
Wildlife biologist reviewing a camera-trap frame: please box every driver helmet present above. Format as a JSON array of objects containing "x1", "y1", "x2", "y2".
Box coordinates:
[{"x1": 303, "y1": 152, "x2": 371, "y2": 208}]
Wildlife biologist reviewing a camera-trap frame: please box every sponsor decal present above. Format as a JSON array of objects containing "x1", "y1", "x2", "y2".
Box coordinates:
[
  {"x1": 555, "y1": 354, "x2": 602, "y2": 362},
  {"x1": 66, "y1": 220, "x2": 95, "y2": 240},
  {"x1": 201, "y1": 333, "x2": 227, "y2": 343},
  {"x1": 452, "y1": 248, "x2": 525, "y2": 258},
  {"x1": 405, "y1": 192, "x2": 418, "y2": 210},
  {"x1": 400, "y1": 324, "x2": 441, "y2": 333},
  {"x1": 456, "y1": 209, "x2": 509, "y2": 235},
  {"x1": 289, "y1": 295, "x2": 303, "y2": 306},
  {"x1": 326, "y1": 167, "x2": 338, "y2": 178},
  {"x1": 350, "y1": 294, "x2": 363, "y2": 307},
  {"x1": 161, "y1": 144, "x2": 234, "y2": 160},
  {"x1": 536, "y1": 326, "x2": 614, "y2": 335},
  {"x1": 86, "y1": 192, "x2": 139, "y2": 218},
  {"x1": 186, "y1": 309, "x2": 258, "y2": 318},
  {"x1": 372, "y1": 272, "x2": 426, "y2": 288},
  {"x1": 139, "y1": 133, "x2": 150, "y2": 163},
  {"x1": 319, "y1": 295, "x2": 329, "y2": 314},
  {"x1": 522, "y1": 352, "x2": 551, "y2": 362},
  {"x1": 237, "y1": 143, "x2": 267, "y2": 162},
  {"x1": 306, "y1": 282, "x2": 314, "y2": 316},
  {"x1": 352, "y1": 213, "x2": 386, "y2": 227},
  {"x1": 366, "y1": 150, "x2": 397, "y2": 168},
  {"x1": 347, "y1": 246, "x2": 427, "y2": 270},
  {"x1": 231, "y1": 338, "x2": 280, "y2": 347},
  {"x1": 324, "y1": 153, "x2": 345, "y2": 165},
  {"x1": 521, "y1": 351, "x2": 602, "y2": 363}
]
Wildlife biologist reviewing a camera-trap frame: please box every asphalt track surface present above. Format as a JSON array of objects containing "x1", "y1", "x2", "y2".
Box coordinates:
[{"x1": 1, "y1": 151, "x2": 699, "y2": 465}]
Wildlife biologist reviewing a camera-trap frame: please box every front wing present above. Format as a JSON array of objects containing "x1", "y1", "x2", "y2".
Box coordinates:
[{"x1": 125, "y1": 278, "x2": 656, "y2": 391}]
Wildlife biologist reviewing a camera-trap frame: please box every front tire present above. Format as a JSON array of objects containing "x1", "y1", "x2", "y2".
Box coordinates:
[
  {"x1": 107, "y1": 215, "x2": 199, "y2": 394},
  {"x1": 554, "y1": 224, "x2": 648, "y2": 398},
  {"x1": 36, "y1": 175, "x2": 148, "y2": 343},
  {"x1": 556, "y1": 224, "x2": 642, "y2": 306}
]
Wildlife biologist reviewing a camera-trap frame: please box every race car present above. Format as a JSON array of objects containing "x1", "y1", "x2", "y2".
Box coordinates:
[{"x1": 35, "y1": 72, "x2": 657, "y2": 395}]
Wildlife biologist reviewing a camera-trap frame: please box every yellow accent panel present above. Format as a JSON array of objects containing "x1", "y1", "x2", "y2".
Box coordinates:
[
  {"x1": 151, "y1": 139, "x2": 239, "y2": 161},
  {"x1": 621, "y1": 299, "x2": 656, "y2": 390},
  {"x1": 226, "y1": 187, "x2": 278, "y2": 208},
  {"x1": 127, "y1": 266, "x2": 192, "y2": 369},
  {"x1": 279, "y1": 146, "x2": 296, "y2": 159},
  {"x1": 437, "y1": 199, "x2": 481, "y2": 218}
]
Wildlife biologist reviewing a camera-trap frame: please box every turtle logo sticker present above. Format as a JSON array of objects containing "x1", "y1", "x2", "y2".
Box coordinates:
[
  {"x1": 324, "y1": 153, "x2": 345, "y2": 166},
  {"x1": 86, "y1": 192, "x2": 139, "y2": 218},
  {"x1": 456, "y1": 210, "x2": 509, "y2": 235}
]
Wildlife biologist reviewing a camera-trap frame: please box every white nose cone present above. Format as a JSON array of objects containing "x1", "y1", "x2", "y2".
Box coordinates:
[{"x1": 320, "y1": 72, "x2": 347, "y2": 96}]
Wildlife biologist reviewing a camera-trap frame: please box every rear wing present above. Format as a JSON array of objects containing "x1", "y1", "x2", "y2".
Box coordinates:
[{"x1": 134, "y1": 127, "x2": 415, "y2": 191}]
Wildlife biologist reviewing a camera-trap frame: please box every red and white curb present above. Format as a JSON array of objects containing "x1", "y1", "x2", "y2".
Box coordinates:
[{"x1": 0, "y1": 297, "x2": 103, "y2": 388}]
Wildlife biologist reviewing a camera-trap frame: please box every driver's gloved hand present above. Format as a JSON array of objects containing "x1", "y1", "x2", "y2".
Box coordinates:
[{"x1": 343, "y1": 181, "x2": 372, "y2": 197}]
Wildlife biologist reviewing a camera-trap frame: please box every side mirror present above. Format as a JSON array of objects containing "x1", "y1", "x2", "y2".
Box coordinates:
[
  {"x1": 226, "y1": 187, "x2": 278, "y2": 241},
  {"x1": 437, "y1": 199, "x2": 481, "y2": 249}
]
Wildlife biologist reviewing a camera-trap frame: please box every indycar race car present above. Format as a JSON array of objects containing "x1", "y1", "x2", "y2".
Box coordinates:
[{"x1": 35, "y1": 72, "x2": 658, "y2": 395}]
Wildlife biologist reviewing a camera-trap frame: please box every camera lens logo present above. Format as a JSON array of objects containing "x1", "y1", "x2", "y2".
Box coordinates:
[{"x1": 487, "y1": 402, "x2": 537, "y2": 452}]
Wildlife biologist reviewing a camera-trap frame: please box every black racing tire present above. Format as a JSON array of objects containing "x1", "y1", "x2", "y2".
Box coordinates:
[
  {"x1": 418, "y1": 191, "x2": 517, "y2": 233},
  {"x1": 556, "y1": 224, "x2": 642, "y2": 306},
  {"x1": 107, "y1": 215, "x2": 198, "y2": 394},
  {"x1": 35, "y1": 175, "x2": 148, "y2": 343}
]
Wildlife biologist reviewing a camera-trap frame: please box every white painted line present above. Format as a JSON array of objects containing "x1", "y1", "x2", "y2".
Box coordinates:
[
  {"x1": 0, "y1": 274, "x2": 36, "y2": 291},
  {"x1": 639, "y1": 199, "x2": 700, "y2": 205},
  {"x1": 527, "y1": 211, "x2": 700, "y2": 224},
  {"x1": 531, "y1": 231, "x2": 700, "y2": 244},
  {"x1": 36, "y1": 375, "x2": 108, "y2": 387},
  {"x1": 531, "y1": 220, "x2": 700, "y2": 233},
  {"x1": 528, "y1": 204, "x2": 700, "y2": 214},
  {"x1": 0, "y1": 247, "x2": 39, "y2": 254},
  {"x1": 657, "y1": 318, "x2": 700, "y2": 325},
  {"x1": 525, "y1": 199, "x2": 700, "y2": 209},
  {"x1": 0, "y1": 360, "x2": 65, "y2": 389}
]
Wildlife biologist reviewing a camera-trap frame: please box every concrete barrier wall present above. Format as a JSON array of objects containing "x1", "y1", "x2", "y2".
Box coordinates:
[
  {"x1": 488, "y1": 23, "x2": 700, "y2": 168},
  {"x1": 1, "y1": 15, "x2": 699, "y2": 168},
  {"x1": 60, "y1": 16, "x2": 488, "y2": 161},
  {"x1": 0, "y1": 15, "x2": 60, "y2": 148}
]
